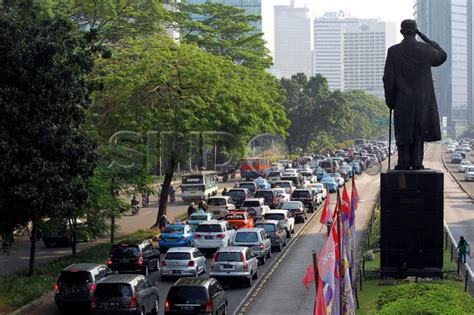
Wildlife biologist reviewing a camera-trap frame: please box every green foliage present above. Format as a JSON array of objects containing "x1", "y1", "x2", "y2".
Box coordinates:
[
  {"x1": 174, "y1": 1, "x2": 272, "y2": 69},
  {"x1": 376, "y1": 282, "x2": 474, "y2": 314}
]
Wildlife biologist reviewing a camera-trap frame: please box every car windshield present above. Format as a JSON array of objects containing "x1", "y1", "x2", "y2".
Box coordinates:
[
  {"x1": 189, "y1": 214, "x2": 209, "y2": 221},
  {"x1": 321, "y1": 178, "x2": 335, "y2": 183},
  {"x1": 467, "y1": 167, "x2": 474, "y2": 172},
  {"x1": 182, "y1": 185, "x2": 205, "y2": 192},
  {"x1": 292, "y1": 191, "x2": 310, "y2": 198},
  {"x1": 268, "y1": 172, "x2": 280, "y2": 177},
  {"x1": 275, "y1": 182, "x2": 290, "y2": 188},
  {"x1": 167, "y1": 286, "x2": 208, "y2": 304},
  {"x1": 235, "y1": 232, "x2": 258, "y2": 242},
  {"x1": 58, "y1": 271, "x2": 92, "y2": 285},
  {"x1": 229, "y1": 190, "x2": 245, "y2": 198},
  {"x1": 215, "y1": 252, "x2": 242, "y2": 262},
  {"x1": 255, "y1": 224, "x2": 276, "y2": 233},
  {"x1": 243, "y1": 201, "x2": 260, "y2": 207},
  {"x1": 462, "y1": 161, "x2": 471, "y2": 165},
  {"x1": 111, "y1": 245, "x2": 139, "y2": 258},
  {"x1": 264, "y1": 214, "x2": 284, "y2": 220},
  {"x1": 255, "y1": 191, "x2": 272, "y2": 198},
  {"x1": 163, "y1": 227, "x2": 184, "y2": 234},
  {"x1": 239, "y1": 183, "x2": 255, "y2": 190},
  {"x1": 208, "y1": 198, "x2": 227, "y2": 206},
  {"x1": 95, "y1": 284, "x2": 132, "y2": 298},
  {"x1": 165, "y1": 252, "x2": 191, "y2": 260},
  {"x1": 225, "y1": 213, "x2": 245, "y2": 220},
  {"x1": 329, "y1": 173, "x2": 340, "y2": 178},
  {"x1": 282, "y1": 202, "x2": 301, "y2": 209},
  {"x1": 272, "y1": 189, "x2": 285, "y2": 195},
  {"x1": 196, "y1": 224, "x2": 222, "y2": 233}
]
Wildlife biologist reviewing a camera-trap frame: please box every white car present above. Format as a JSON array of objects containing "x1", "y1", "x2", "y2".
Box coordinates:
[
  {"x1": 283, "y1": 168, "x2": 298, "y2": 176},
  {"x1": 267, "y1": 171, "x2": 282, "y2": 184},
  {"x1": 309, "y1": 187, "x2": 323, "y2": 206},
  {"x1": 271, "y1": 188, "x2": 290, "y2": 204},
  {"x1": 458, "y1": 160, "x2": 472, "y2": 173},
  {"x1": 461, "y1": 144, "x2": 471, "y2": 152},
  {"x1": 207, "y1": 196, "x2": 236, "y2": 219},
  {"x1": 194, "y1": 220, "x2": 236, "y2": 251},
  {"x1": 466, "y1": 166, "x2": 474, "y2": 181},
  {"x1": 263, "y1": 210, "x2": 295, "y2": 238},
  {"x1": 446, "y1": 144, "x2": 456, "y2": 153},
  {"x1": 240, "y1": 198, "x2": 270, "y2": 220},
  {"x1": 309, "y1": 183, "x2": 327, "y2": 200},
  {"x1": 273, "y1": 180, "x2": 296, "y2": 194}
]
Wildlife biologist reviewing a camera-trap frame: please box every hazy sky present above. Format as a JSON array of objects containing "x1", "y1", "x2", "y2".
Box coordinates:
[{"x1": 262, "y1": 0, "x2": 414, "y2": 53}]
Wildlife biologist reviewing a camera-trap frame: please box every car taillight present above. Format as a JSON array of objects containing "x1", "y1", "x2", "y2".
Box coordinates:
[
  {"x1": 130, "y1": 295, "x2": 138, "y2": 308},
  {"x1": 53, "y1": 283, "x2": 59, "y2": 293},
  {"x1": 180, "y1": 237, "x2": 187, "y2": 241},
  {"x1": 211, "y1": 253, "x2": 216, "y2": 268},
  {"x1": 205, "y1": 299, "x2": 213, "y2": 312},
  {"x1": 91, "y1": 297, "x2": 96, "y2": 309},
  {"x1": 241, "y1": 253, "x2": 248, "y2": 269},
  {"x1": 195, "y1": 233, "x2": 201, "y2": 239},
  {"x1": 216, "y1": 234, "x2": 225, "y2": 239},
  {"x1": 137, "y1": 255, "x2": 144, "y2": 265},
  {"x1": 107, "y1": 258, "x2": 112, "y2": 265},
  {"x1": 188, "y1": 260, "x2": 195, "y2": 267},
  {"x1": 164, "y1": 299, "x2": 170, "y2": 312},
  {"x1": 89, "y1": 283, "x2": 96, "y2": 294},
  {"x1": 259, "y1": 243, "x2": 264, "y2": 250},
  {"x1": 272, "y1": 196, "x2": 276, "y2": 204},
  {"x1": 161, "y1": 260, "x2": 167, "y2": 267}
]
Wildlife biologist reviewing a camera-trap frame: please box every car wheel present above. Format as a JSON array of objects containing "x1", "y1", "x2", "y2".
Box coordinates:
[
  {"x1": 266, "y1": 249, "x2": 271, "y2": 259},
  {"x1": 203, "y1": 261, "x2": 208, "y2": 274},
  {"x1": 246, "y1": 275, "x2": 253, "y2": 287},
  {"x1": 143, "y1": 265, "x2": 149, "y2": 278},
  {"x1": 154, "y1": 259, "x2": 160, "y2": 272},
  {"x1": 286, "y1": 229, "x2": 291, "y2": 238},
  {"x1": 161, "y1": 275, "x2": 169, "y2": 282},
  {"x1": 151, "y1": 298, "x2": 159, "y2": 315},
  {"x1": 227, "y1": 240, "x2": 231, "y2": 246},
  {"x1": 222, "y1": 303, "x2": 228, "y2": 315},
  {"x1": 195, "y1": 268, "x2": 199, "y2": 277},
  {"x1": 260, "y1": 254, "x2": 266, "y2": 265},
  {"x1": 277, "y1": 242, "x2": 282, "y2": 252},
  {"x1": 253, "y1": 268, "x2": 259, "y2": 279}
]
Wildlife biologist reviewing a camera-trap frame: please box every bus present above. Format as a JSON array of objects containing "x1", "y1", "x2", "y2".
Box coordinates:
[
  {"x1": 181, "y1": 171, "x2": 218, "y2": 202},
  {"x1": 240, "y1": 158, "x2": 272, "y2": 180}
]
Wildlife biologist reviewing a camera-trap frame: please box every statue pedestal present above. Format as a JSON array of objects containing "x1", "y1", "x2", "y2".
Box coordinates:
[{"x1": 380, "y1": 170, "x2": 444, "y2": 278}]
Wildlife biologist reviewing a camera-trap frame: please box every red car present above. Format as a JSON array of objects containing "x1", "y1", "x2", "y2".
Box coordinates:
[{"x1": 224, "y1": 211, "x2": 254, "y2": 230}]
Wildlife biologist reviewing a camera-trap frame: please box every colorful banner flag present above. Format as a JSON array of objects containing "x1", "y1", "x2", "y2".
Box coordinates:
[
  {"x1": 319, "y1": 188, "x2": 331, "y2": 225},
  {"x1": 314, "y1": 277, "x2": 327, "y2": 315},
  {"x1": 341, "y1": 253, "x2": 355, "y2": 315},
  {"x1": 302, "y1": 263, "x2": 315, "y2": 289},
  {"x1": 341, "y1": 185, "x2": 351, "y2": 222}
]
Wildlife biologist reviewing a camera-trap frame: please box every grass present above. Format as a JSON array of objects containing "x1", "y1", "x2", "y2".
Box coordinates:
[{"x1": 0, "y1": 230, "x2": 157, "y2": 312}]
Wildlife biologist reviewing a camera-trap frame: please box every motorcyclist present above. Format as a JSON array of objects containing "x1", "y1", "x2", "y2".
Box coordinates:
[
  {"x1": 222, "y1": 187, "x2": 228, "y2": 196},
  {"x1": 131, "y1": 196, "x2": 140, "y2": 215},
  {"x1": 169, "y1": 186, "x2": 176, "y2": 204},
  {"x1": 187, "y1": 202, "x2": 197, "y2": 218},
  {"x1": 198, "y1": 200, "x2": 207, "y2": 212}
]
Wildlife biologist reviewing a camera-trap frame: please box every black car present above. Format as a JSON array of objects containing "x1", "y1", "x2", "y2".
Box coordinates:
[
  {"x1": 291, "y1": 189, "x2": 316, "y2": 212},
  {"x1": 254, "y1": 190, "x2": 278, "y2": 208},
  {"x1": 255, "y1": 220, "x2": 287, "y2": 252},
  {"x1": 92, "y1": 274, "x2": 159, "y2": 315},
  {"x1": 228, "y1": 188, "x2": 251, "y2": 207},
  {"x1": 108, "y1": 240, "x2": 160, "y2": 277},
  {"x1": 165, "y1": 278, "x2": 227, "y2": 315},
  {"x1": 54, "y1": 263, "x2": 112, "y2": 314}
]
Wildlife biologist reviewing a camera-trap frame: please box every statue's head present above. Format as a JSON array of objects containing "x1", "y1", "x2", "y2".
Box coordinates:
[{"x1": 400, "y1": 19, "x2": 417, "y2": 37}]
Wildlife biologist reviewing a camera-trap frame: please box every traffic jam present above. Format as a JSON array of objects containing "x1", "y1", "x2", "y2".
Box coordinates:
[{"x1": 52, "y1": 139, "x2": 391, "y2": 315}]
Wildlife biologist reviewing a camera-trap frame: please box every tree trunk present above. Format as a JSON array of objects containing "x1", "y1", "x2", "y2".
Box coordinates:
[
  {"x1": 110, "y1": 213, "x2": 115, "y2": 244},
  {"x1": 152, "y1": 170, "x2": 173, "y2": 229},
  {"x1": 28, "y1": 220, "x2": 37, "y2": 276},
  {"x1": 71, "y1": 218, "x2": 77, "y2": 256}
]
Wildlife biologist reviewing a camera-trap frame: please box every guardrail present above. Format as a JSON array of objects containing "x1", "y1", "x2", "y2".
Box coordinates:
[{"x1": 444, "y1": 221, "x2": 474, "y2": 295}]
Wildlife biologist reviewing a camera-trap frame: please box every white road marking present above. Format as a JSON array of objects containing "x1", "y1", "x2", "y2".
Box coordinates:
[{"x1": 139, "y1": 210, "x2": 153, "y2": 216}]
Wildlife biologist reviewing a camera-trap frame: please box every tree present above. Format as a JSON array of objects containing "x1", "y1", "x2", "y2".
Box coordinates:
[
  {"x1": 0, "y1": 0, "x2": 97, "y2": 274},
  {"x1": 174, "y1": 1, "x2": 272, "y2": 69},
  {"x1": 90, "y1": 35, "x2": 288, "y2": 228}
]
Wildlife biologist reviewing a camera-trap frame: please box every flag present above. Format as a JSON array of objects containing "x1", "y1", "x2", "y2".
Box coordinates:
[
  {"x1": 318, "y1": 225, "x2": 336, "y2": 304},
  {"x1": 302, "y1": 263, "x2": 315, "y2": 289},
  {"x1": 319, "y1": 189, "x2": 331, "y2": 225},
  {"x1": 341, "y1": 251, "x2": 355, "y2": 315},
  {"x1": 350, "y1": 176, "x2": 359, "y2": 228},
  {"x1": 314, "y1": 277, "x2": 327, "y2": 315},
  {"x1": 341, "y1": 185, "x2": 351, "y2": 223}
]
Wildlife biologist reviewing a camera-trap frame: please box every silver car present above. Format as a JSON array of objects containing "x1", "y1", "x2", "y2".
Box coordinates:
[
  {"x1": 209, "y1": 246, "x2": 259, "y2": 287},
  {"x1": 160, "y1": 247, "x2": 207, "y2": 280},
  {"x1": 232, "y1": 228, "x2": 272, "y2": 265}
]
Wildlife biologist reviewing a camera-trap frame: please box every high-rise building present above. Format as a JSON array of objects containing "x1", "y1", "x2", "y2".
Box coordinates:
[
  {"x1": 271, "y1": 2, "x2": 311, "y2": 78},
  {"x1": 313, "y1": 13, "x2": 396, "y2": 98},
  {"x1": 415, "y1": 0, "x2": 472, "y2": 137},
  {"x1": 182, "y1": 0, "x2": 262, "y2": 32}
]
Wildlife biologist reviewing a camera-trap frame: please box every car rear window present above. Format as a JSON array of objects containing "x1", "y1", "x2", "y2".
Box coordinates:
[
  {"x1": 234, "y1": 232, "x2": 258, "y2": 242},
  {"x1": 208, "y1": 198, "x2": 227, "y2": 206},
  {"x1": 165, "y1": 252, "x2": 191, "y2": 260},
  {"x1": 111, "y1": 245, "x2": 139, "y2": 257},
  {"x1": 215, "y1": 252, "x2": 242, "y2": 262},
  {"x1": 292, "y1": 191, "x2": 310, "y2": 198},
  {"x1": 264, "y1": 213, "x2": 284, "y2": 221},
  {"x1": 58, "y1": 271, "x2": 92, "y2": 285},
  {"x1": 275, "y1": 182, "x2": 290, "y2": 188},
  {"x1": 196, "y1": 224, "x2": 222, "y2": 233},
  {"x1": 189, "y1": 214, "x2": 208, "y2": 221},
  {"x1": 268, "y1": 172, "x2": 280, "y2": 177},
  {"x1": 95, "y1": 284, "x2": 132, "y2": 298},
  {"x1": 282, "y1": 202, "x2": 301, "y2": 209},
  {"x1": 225, "y1": 213, "x2": 245, "y2": 220},
  {"x1": 255, "y1": 224, "x2": 276, "y2": 233},
  {"x1": 167, "y1": 286, "x2": 208, "y2": 304},
  {"x1": 243, "y1": 201, "x2": 260, "y2": 207},
  {"x1": 182, "y1": 185, "x2": 205, "y2": 192},
  {"x1": 229, "y1": 191, "x2": 245, "y2": 198},
  {"x1": 255, "y1": 191, "x2": 272, "y2": 199},
  {"x1": 163, "y1": 227, "x2": 184, "y2": 234},
  {"x1": 239, "y1": 183, "x2": 255, "y2": 190}
]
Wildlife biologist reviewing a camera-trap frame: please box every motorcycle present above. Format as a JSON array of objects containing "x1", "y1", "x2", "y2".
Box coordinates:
[
  {"x1": 222, "y1": 173, "x2": 229, "y2": 182},
  {"x1": 131, "y1": 204, "x2": 140, "y2": 215}
]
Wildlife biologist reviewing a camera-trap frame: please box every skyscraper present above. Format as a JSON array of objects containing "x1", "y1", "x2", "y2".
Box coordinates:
[
  {"x1": 271, "y1": 2, "x2": 311, "y2": 78},
  {"x1": 415, "y1": 0, "x2": 472, "y2": 137},
  {"x1": 313, "y1": 13, "x2": 396, "y2": 98},
  {"x1": 182, "y1": 0, "x2": 262, "y2": 32}
]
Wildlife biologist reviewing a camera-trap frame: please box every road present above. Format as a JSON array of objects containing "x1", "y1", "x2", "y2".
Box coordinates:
[{"x1": 0, "y1": 179, "x2": 237, "y2": 275}]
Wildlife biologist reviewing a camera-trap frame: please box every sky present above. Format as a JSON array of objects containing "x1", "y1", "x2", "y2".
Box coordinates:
[{"x1": 262, "y1": 0, "x2": 414, "y2": 54}]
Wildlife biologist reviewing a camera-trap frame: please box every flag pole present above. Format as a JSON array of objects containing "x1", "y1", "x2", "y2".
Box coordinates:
[
  {"x1": 312, "y1": 250, "x2": 319, "y2": 314},
  {"x1": 336, "y1": 187, "x2": 343, "y2": 315}
]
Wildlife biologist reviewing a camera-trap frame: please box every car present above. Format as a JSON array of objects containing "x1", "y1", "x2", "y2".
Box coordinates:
[
  {"x1": 239, "y1": 181, "x2": 258, "y2": 194},
  {"x1": 308, "y1": 187, "x2": 323, "y2": 206},
  {"x1": 228, "y1": 188, "x2": 251, "y2": 208},
  {"x1": 207, "y1": 196, "x2": 236, "y2": 219},
  {"x1": 263, "y1": 210, "x2": 295, "y2": 237},
  {"x1": 254, "y1": 177, "x2": 272, "y2": 190},
  {"x1": 458, "y1": 160, "x2": 472, "y2": 172},
  {"x1": 224, "y1": 211, "x2": 254, "y2": 230},
  {"x1": 291, "y1": 189, "x2": 317, "y2": 212},
  {"x1": 461, "y1": 144, "x2": 471, "y2": 152},
  {"x1": 209, "y1": 246, "x2": 259, "y2": 287},
  {"x1": 158, "y1": 224, "x2": 195, "y2": 251},
  {"x1": 273, "y1": 180, "x2": 296, "y2": 194},
  {"x1": 271, "y1": 188, "x2": 290, "y2": 205},
  {"x1": 187, "y1": 212, "x2": 215, "y2": 230},
  {"x1": 254, "y1": 220, "x2": 287, "y2": 252},
  {"x1": 329, "y1": 173, "x2": 345, "y2": 187},
  {"x1": 280, "y1": 176, "x2": 302, "y2": 188},
  {"x1": 451, "y1": 152, "x2": 463, "y2": 163},
  {"x1": 446, "y1": 144, "x2": 456, "y2": 153},
  {"x1": 240, "y1": 198, "x2": 270, "y2": 220},
  {"x1": 107, "y1": 239, "x2": 160, "y2": 277},
  {"x1": 320, "y1": 177, "x2": 337, "y2": 193},
  {"x1": 267, "y1": 171, "x2": 282, "y2": 184},
  {"x1": 338, "y1": 164, "x2": 353, "y2": 179},
  {"x1": 454, "y1": 149, "x2": 466, "y2": 159},
  {"x1": 283, "y1": 168, "x2": 298, "y2": 176},
  {"x1": 349, "y1": 161, "x2": 361, "y2": 175},
  {"x1": 54, "y1": 263, "x2": 112, "y2": 313},
  {"x1": 92, "y1": 274, "x2": 159, "y2": 315},
  {"x1": 231, "y1": 228, "x2": 272, "y2": 264},
  {"x1": 41, "y1": 218, "x2": 90, "y2": 248},
  {"x1": 299, "y1": 171, "x2": 317, "y2": 184},
  {"x1": 281, "y1": 201, "x2": 307, "y2": 223},
  {"x1": 314, "y1": 168, "x2": 327, "y2": 181},
  {"x1": 254, "y1": 189, "x2": 279, "y2": 208},
  {"x1": 160, "y1": 247, "x2": 207, "y2": 280},
  {"x1": 194, "y1": 220, "x2": 236, "y2": 252},
  {"x1": 465, "y1": 166, "x2": 474, "y2": 181},
  {"x1": 164, "y1": 278, "x2": 228, "y2": 314},
  {"x1": 308, "y1": 183, "x2": 327, "y2": 200}
]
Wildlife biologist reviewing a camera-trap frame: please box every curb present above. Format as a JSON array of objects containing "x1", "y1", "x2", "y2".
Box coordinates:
[{"x1": 8, "y1": 292, "x2": 54, "y2": 315}]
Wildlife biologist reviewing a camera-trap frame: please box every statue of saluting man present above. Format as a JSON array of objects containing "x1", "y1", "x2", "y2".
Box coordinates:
[{"x1": 383, "y1": 19, "x2": 447, "y2": 170}]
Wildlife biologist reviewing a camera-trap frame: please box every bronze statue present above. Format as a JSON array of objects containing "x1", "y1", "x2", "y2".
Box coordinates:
[{"x1": 383, "y1": 19, "x2": 447, "y2": 170}]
